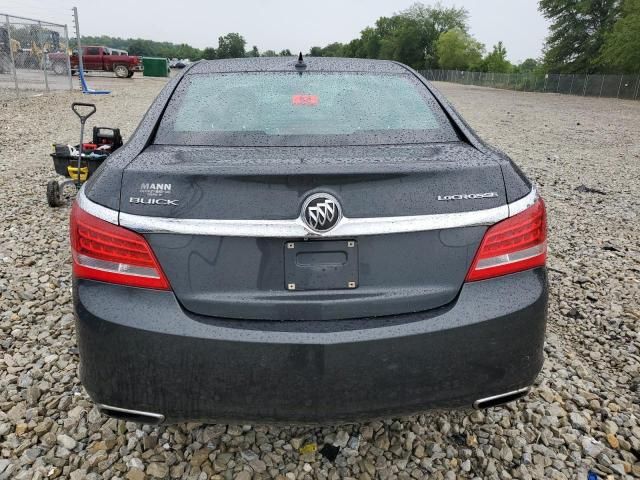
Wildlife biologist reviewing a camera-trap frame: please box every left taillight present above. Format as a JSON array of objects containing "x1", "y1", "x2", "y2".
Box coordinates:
[
  {"x1": 466, "y1": 197, "x2": 547, "y2": 282},
  {"x1": 70, "y1": 202, "x2": 170, "y2": 290}
]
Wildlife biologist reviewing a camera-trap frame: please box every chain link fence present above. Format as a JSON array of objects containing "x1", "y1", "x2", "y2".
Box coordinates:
[
  {"x1": 420, "y1": 69, "x2": 640, "y2": 101},
  {"x1": 0, "y1": 13, "x2": 72, "y2": 99}
]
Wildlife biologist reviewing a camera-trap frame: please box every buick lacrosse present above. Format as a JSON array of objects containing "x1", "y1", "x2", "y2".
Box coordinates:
[{"x1": 72, "y1": 56, "x2": 547, "y2": 424}]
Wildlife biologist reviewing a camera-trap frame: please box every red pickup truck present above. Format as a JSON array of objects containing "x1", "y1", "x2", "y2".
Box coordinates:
[{"x1": 49, "y1": 46, "x2": 143, "y2": 78}]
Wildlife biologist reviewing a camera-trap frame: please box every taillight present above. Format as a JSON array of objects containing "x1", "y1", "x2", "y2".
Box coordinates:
[
  {"x1": 70, "y1": 202, "x2": 170, "y2": 290},
  {"x1": 466, "y1": 198, "x2": 547, "y2": 282}
]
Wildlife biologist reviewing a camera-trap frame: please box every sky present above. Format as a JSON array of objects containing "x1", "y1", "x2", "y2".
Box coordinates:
[{"x1": 2, "y1": 0, "x2": 550, "y2": 63}]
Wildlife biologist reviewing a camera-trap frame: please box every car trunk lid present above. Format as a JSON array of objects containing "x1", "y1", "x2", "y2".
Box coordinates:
[{"x1": 120, "y1": 143, "x2": 506, "y2": 320}]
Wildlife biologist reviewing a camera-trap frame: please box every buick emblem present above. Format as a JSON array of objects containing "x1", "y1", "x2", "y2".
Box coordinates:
[{"x1": 301, "y1": 193, "x2": 342, "y2": 233}]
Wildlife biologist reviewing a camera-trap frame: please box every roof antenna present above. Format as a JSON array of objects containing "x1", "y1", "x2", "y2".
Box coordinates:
[{"x1": 295, "y1": 51, "x2": 307, "y2": 72}]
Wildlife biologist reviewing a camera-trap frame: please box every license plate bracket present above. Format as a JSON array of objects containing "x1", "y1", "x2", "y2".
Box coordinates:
[{"x1": 284, "y1": 240, "x2": 358, "y2": 291}]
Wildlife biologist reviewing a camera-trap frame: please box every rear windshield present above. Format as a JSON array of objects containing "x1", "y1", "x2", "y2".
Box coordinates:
[{"x1": 155, "y1": 72, "x2": 458, "y2": 147}]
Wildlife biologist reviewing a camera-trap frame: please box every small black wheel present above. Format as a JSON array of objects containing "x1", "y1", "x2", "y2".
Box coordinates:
[
  {"x1": 127, "y1": 71, "x2": 134, "y2": 78},
  {"x1": 47, "y1": 180, "x2": 63, "y2": 207}
]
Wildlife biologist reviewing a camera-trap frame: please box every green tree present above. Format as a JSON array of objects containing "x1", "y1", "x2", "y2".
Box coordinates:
[
  {"x1": 307, "y1": 2, "x2": 468, "y2": 68},
  {"x1": 262, "y1": 49, "x2": 277, "y2": 57},
  {"x1": 374, "y1": 15, "x2": 433, "y2": 68},
  {"x1": 216, "y1": 33, "x2": 246, "y2": 59},
  {"x1": 342, "y1": 38, "x2": 365, "y2": 58},
  {"x1": 309, "y1": 46, "x2": 323, "y2": 56},
  {"x1": 359, "y1": 27, "x2": 382, "y2": 58},
  {"x1": 480, "y1": 41, "x2": 512, "y2": 72},
  {"x1": 175, "y1": 43, "x2": 201, "y2": 60},
  {"x1": 435, "y1": 28, "x2": 484, "y2": 70},
  {"x1": 127, "y1": 39, "x2": 154, "y2": 56},
  {"x1": 279, "y1": 49, "x2": 292, "y2": 56},
  {"x1": 402, "y1": 1, "x2": 468, "y2": 33},
  {"x1": 400, "y1": 2, "x2": 469, "y2": 66},
  {"x1": 517, "y1": 58, "x2": 540, "y2": 72},
  {"x1": 112, "y1": 36, "x2": 205, "y2": 59},
  {"x1": 319, "y1": 43, "x2": 345, "y2": 57},
  {"x1": 247, "y1": 46, "x2": 260, "y2": 57},
  {"x1": 539, "y1": 0, "x2": 621, "y2": 73},
  {"x1": 381, "y1": 18, "x2": 428, "y2": 68},
  {"x1": 599, "y1": 0, "x2": 640, "y2": 72},
  {"x1": 202, "y1": 47, "x2": 217, "y2": 60}
]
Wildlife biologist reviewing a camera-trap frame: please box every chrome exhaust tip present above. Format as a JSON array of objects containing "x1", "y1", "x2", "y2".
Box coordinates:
[
  {"x1": 96, "y1": 403, "x2": 165, "y2": 425},
  {"x1": 473, "y1": 387, "x2": 530, "y2": 409}
]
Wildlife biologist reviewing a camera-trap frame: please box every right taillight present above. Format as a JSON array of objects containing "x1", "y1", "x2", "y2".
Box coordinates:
[
  {"x1": 466, "y1": 197, "x2": 547, "y2": 282},
  {"x1": 70, "y1": 202, "x2": 170, "y2": 290}
]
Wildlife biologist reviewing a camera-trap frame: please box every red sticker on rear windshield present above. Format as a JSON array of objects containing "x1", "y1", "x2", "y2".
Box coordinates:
[{"x1": 292, "y1": 94, "x2": 319, "y2": 106}]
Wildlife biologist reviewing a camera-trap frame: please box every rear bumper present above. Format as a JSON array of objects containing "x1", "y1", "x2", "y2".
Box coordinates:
[{"x1": 74, "y1": 268, "x2": 547, "y2": 423}]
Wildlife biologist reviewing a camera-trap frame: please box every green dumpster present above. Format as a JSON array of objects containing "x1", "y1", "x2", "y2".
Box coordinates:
[{"x1": 142, "y1": 57, "x2": 169, "y2": 77}]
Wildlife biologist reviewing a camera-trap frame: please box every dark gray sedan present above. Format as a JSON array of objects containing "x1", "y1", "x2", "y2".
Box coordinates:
[{"x1": 71, "y1": 56, "x2": 547, "y2": 424}]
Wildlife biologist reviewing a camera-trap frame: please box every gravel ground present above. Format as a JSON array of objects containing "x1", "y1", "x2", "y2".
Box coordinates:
[{"x1": 0, "y1": 78, "x2": 639, "y2": 480}]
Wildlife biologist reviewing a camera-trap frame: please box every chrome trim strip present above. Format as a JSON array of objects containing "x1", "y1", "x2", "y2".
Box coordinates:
[
  {"x1": 473, "y1": 387, "x2": 530, "y2": 409},
  {"x1": 78, "y1": 186, "x2": 537, "y2": 238},
  {"x1": 96, "y1": 403, "x2": 165, "y2": 423},
  {"x1": 76, "y1": 187, "x2": 119, "y2": 225},
  {"x1": 119, "y1": 205, "x2": 510, "y2": 237},
  {"x1": 508, "y1": 186, "x2": 538, "y2": 216}
]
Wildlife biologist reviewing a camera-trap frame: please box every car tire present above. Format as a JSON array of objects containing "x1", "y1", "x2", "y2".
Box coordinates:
[
  {"x1": 127, "y1": 71, "x2": 134, "y2": 78},
  {"x1": 46, "y1": 180, "x2": 63, "y2": 207},
  {"x1": 52, "y1": 62, "x2": 66, "y2": 75},
  {"x1": 114, "y1": 64, "x2": 130, "y2": 78}
]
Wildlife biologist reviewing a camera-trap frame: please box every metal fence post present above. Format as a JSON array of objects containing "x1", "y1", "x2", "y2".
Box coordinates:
[
  {"x1": 38, "y1": 21, "x2": 50, "y2": 92},
  {"x1": 64, "y1": 24, "x2": 73, "y2": 91},
  {"x1": 635, "y1": 74, "x2": 640, "y2": 100},
  {"x1": 616, "y1": 75, "x2": 623, "y2": 99},
  {"x1": 599, "y1": 75, "x2": 605, "y2": 97},
  {"x1": 543, "y1": 74, "x2": 548, "y2": 92},
  {"x1": 569, "y1": 74, "x2": 574, "y2": 95},
  {"x1": 5, "y1": 14, "x2": 19, "y2": 96},
  {"x1": 73, "y1": 6, "x2": 86, "y2": 80},
  {"x1": 556, "y1": 74, "x2": 561, "y2": 92},
  {"x1": 583, "y1": 75, "x2": 588, "y2": 96}
]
